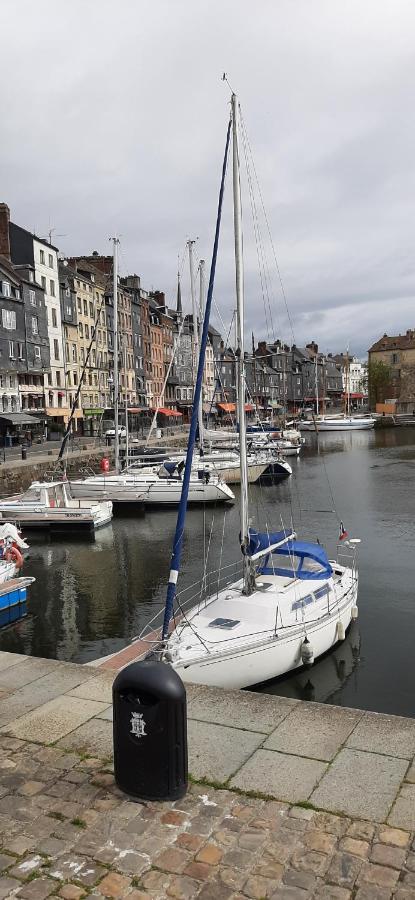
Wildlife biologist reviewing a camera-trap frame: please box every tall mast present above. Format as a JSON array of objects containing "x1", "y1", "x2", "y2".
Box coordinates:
[
  {"x1": 231, "y1": 93, "x2": 250, "y2": 592},
  {"x1": 124, "y1": 336, "x2": 129, "y2": 467},
  {"x1": 198, "y1": 259, "x2": 206, "y2": 446},
  {"x1": 187, "y1": 239, "x2": 203, "y2": 445},
  {"x1": 112, "y1": 236, "x2": 120, "y2": 473},
  {"x1": 315, "y1": 351, "x2": 319, "y2": 416}
]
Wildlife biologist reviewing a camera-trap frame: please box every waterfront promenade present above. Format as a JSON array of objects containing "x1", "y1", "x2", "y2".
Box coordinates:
[{"x1": 0, "y1": 652, "x2": 414, "y2": 898}]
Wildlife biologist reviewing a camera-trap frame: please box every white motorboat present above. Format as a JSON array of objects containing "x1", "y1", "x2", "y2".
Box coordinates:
[
  {"x1": 0, "y1": 481, "x2": 113, "y2": 532},
  {"x1": 70, "y1": 469, "x2": 235, "y2": 506},
  {"x1": 110, "y1": 94, "x2": 359, "y2": 691},
  {"x1": 299, "y1": 415, "x2": 375, "y2": 432}
]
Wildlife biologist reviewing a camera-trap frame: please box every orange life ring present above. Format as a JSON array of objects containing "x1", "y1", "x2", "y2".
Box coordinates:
[{"x1": 5, "y1": 545, "x2": 24, "y2": 569}]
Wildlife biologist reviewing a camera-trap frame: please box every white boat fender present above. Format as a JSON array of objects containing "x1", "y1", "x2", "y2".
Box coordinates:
[
  {"x1": 351, "y1": 605, "x2": 358, "y2": 620},
  {"x1": 336, "y1": 621, "x2": 346, "y2": 641},
  {"x1": 301, "y1": 637, "x2": 314, "y2": 667}
]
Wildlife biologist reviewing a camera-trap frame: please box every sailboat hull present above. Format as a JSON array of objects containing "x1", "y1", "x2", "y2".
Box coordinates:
[
  {"x1": 299, "y1": 417, "x2": 375, "y2": 432},
  {"x1": 172, "y1": 586, "x2": 357, "y2": 690}
]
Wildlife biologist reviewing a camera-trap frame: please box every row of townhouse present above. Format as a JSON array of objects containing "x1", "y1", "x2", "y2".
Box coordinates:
[
  {"x1": 0, "y1": 203, "x2": 218, "y2": 442},
  {"x1": 210, "y1": 338, "x2": 351, "y2": 414}
]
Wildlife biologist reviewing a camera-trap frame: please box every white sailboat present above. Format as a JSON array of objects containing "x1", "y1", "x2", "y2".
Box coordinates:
[
  {"x1": 119, "y1": 94, "x2": 359, "y2": 690},
  {"x1": 70, "y1": 468, "x2": 234, "y2": 506}
]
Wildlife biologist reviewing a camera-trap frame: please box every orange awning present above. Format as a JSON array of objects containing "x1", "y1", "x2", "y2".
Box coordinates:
[
  {"x1": 157, "y1": 408, "x2": 183, "y2": 417},
  {"x1": 217, "y1": 402, "x2": 254, "y2": 413}
]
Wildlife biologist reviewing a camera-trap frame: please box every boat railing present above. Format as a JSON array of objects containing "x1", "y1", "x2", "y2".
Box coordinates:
[{"x1": 137, "y1": 558, "x2": 244, "y2": 644}]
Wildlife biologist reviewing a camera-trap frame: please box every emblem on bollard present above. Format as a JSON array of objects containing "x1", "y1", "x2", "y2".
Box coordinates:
[{"x1": 130, "y1": 711, "x2": 147, "y2": 738}]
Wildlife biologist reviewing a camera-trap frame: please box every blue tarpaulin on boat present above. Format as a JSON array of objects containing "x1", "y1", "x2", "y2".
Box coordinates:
[
  {"x1": 247, "y1": 529, "x2": 294, "y2": 556},
  {"x1": 258, "y1": 540, "x2": 333, "y2": 580}
]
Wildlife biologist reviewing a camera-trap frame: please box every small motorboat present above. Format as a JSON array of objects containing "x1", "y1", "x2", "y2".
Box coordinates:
[
  {"x1": 0, "y1": 523, "x2": 29, "y2": 581},
  {"x1": 0, "y1": 481, "x2": 113, "y2": 533}
]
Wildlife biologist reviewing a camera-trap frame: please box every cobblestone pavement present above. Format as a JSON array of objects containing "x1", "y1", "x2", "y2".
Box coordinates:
[{"x1": 0, "y1": 735, "x2": 415, "y2": 900}]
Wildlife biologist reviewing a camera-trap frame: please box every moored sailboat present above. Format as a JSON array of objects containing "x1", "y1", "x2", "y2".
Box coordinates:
[{"x1": 109, "y1": 93, "x2": 359, "y2": 689}]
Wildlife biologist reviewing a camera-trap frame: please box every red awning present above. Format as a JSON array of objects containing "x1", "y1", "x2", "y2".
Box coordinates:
[
  {"x1": 127, "y1": 407, "x2": 148, "y2": 413},
  {"x1": 57, "y1": 391, "x2": 65, "y2": 397},
  {"x1": 341, "y1": 393, "x2": 366, "y2": 400},
  {"x1": 156, "y1": 407, "x2": 183, "y2": 417},
  {"x1": 216, "y1": 402, "x2": 254, "y2": 413}
]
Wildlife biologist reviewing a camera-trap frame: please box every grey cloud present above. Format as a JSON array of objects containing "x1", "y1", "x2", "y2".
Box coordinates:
[{"x1": 1, "y1": 0, "x2": 415, "y2": 359}]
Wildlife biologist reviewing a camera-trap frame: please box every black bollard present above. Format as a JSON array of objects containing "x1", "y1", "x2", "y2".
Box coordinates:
[{"x1": 113, "y1": 659, "x2": 187, "y2": 801}]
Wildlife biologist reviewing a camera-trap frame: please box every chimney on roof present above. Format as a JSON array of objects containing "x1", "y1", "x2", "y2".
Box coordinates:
[
  {"x1": 0, "y1": 203, "x2": 11, "y2": 260},
  {"x1": 306, "y1": 341, "x2": 318, "y2": 355}
]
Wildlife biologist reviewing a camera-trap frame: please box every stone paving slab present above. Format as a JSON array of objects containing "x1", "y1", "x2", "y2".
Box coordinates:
[
  {"x1": 388, "y1": 783, "x2": 415, "y2": 830},
  {"x1": 0, "y1": 657, "x2": 60, "y2": 691},
  {"x1": 0, "y1": 665, "x2": 98, "y2": 729},
  {"x1": 187, "y1": 684, "x2": 298, "y2": 734},
  {"x1": 95, "y1": 706, "x2": 113, "y2": 721},
  {"x1": 346, "y1": 712, "x2": 415, "y2": 759},
  {"x1": 311, "y1": 748, "x2": 409, "y2": 821},
  {"x1": 0, "y1": 651, "x2": 27, "y2": 673},
  {"x1": 2, "y1": 696, "x2": 109, "y2": 743},
  {"x1": 230, "y1": 747, "x2": 327, "y2": 802},
  {"x1": 57, "y1": 717, "x2": 114, "y2": 758},
  {"x1": 264, "y1": 701, "x2": 363, "y2": 761},
  {"x1": 187, "y1": 720, "x2": 265, "y2": 782},
  {"x1": 67, "y1": 672, "x2": 115, "y2": 704}
]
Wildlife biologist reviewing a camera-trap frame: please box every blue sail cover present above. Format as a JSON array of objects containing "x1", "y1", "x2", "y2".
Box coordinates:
[
  {"x1": 247, "y1": 529, "x2": 294, "y2": 556},
  {"x1": 258, "y1": 540, "x2": 333, "y2": 580}
]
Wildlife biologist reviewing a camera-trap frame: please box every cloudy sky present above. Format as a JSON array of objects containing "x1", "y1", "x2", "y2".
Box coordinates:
[{"x1": 2, "y1": 0, "x2": 415, "y2": 356}]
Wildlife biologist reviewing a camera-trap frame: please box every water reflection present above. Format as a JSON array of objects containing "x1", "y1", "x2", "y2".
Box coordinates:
[{"x1": 258, "y1": 621, "x2": 361, "y2": 705}]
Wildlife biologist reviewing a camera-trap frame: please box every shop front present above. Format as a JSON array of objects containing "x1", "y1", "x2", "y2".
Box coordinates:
[{"x1": 0, "y1": 412, "x2": 43, "y2": 447}]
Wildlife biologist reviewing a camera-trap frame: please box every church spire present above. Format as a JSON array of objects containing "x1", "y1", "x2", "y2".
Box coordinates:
[{"x1": 176, "y1": 264, "x2": 182, "y2": 316}]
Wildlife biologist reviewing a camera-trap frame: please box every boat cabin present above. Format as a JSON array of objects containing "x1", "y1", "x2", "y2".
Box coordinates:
[{"x1": 21, "y1": 481, "x2": 72, "y2": 508}]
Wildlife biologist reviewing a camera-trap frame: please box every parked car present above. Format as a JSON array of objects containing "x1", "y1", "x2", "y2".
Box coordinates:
[{"x1": 105, "y1": 426, "x2": 127, "y2": 438}]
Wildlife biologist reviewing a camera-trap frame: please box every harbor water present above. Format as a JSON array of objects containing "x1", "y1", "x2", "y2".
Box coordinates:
[{"x1": 1, "y1": 426, "x2": 414, "y2": 717}]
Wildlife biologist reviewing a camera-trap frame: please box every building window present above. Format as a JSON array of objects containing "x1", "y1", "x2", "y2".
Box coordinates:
[
  {"x1": 17, "y1": 342, "x2": 24, "y2": 359},
  {"x1": 66, "y1": 304, "x2": 72, "y2": 317},
  {"x1": 391, "y1": 352, "x2": 400, "y2": 364},
  {"x1": 28, "y1": 270, "x2": 34, "y2": 283},
  {"x1": 56, "y1": 370, "x2": 61, "y2": 386},
  {"x1": 29, "y1": 289, "x2": 36, "y2": 306},
  {"x1": 8, "y1": 341, "x2": 15, "y2": 359},
  {"x1": 54, "y1": 339, "x2": 59, "y2": 360},
  {"x1": 48, "y1": 254, "x2": 53, "y2": 268},
  {"x1": 89, "y1": 302, "x2": 94, "y2": 318},
  {"x1": 34, "y1": 346, "x2": 41, "y2": 359},
  {"x1": 83, "y1": 299, "x2": 88, "y2": 316},
  {"x1": 77, "y1": 298, "x2": 82, "y2": 313},
  {"x1": 40, "y1": 249, "x2": 45, "y2": 264},
  {"x1": 71, "y1": 344, "x2": 77, "y2": 362},
  {"x1": 52, "y1": 308, "x2": 57, "y2": 328},
  {"x1": 31, "y1": 316, "x2": 39, "y2": 334},
  {"x1": 79, "y1": 322, "x2": 83, "y2": 338},
  {"x1": 2, "y1": 309, "x2": 16, "y2": 330},
  {"x1": 50, "y1": 279, "x2": 55, "y2": 297},
  {"x1": 41, "y1": 275, "x2": 46, "y2": 290},
  {"x1": 85, "y1": 324, "x2": 89, "y2": 339}
]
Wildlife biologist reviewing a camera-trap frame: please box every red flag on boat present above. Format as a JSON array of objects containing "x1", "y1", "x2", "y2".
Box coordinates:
[{"x1": 339, "y1": 521, "x2": 348, "y2": 541}]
